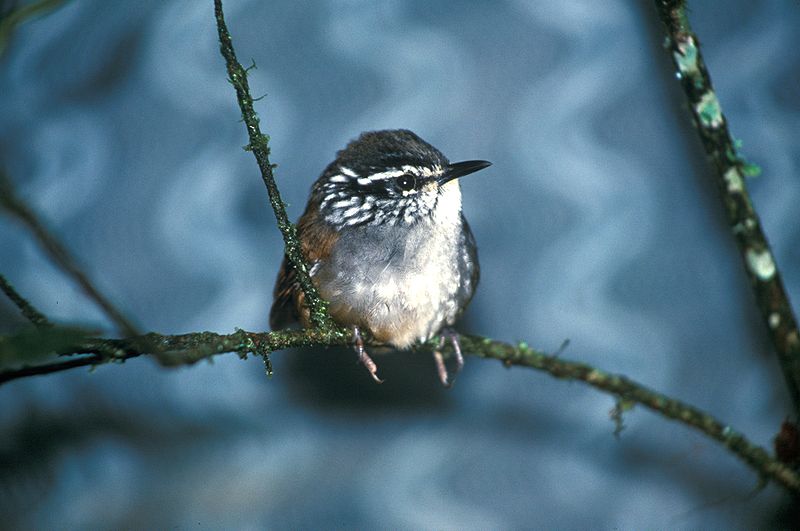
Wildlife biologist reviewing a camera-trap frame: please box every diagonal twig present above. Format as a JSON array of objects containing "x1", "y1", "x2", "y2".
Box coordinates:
[
  {"x1": 0, "y1": 171, "x2": 139, "y2": 337},
  {"x1": 0, "y1": 273, "x2": 52, "y2": 327},
  {"x1": 0, "y1": 0, "x2": 67, "y2": 56},
  {"x1": 213, "y1": 0, "x2": 338, "y2": 332},
  {"x1": 654, "y1": 0, "x2": 800, "y2": 415}
]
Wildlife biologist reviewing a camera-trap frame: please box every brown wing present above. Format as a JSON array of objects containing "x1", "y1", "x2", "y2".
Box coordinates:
[
  {"x1": 269, "y1": 254, "x2": 299, "y2": 330},
  {"x1": 269, "y1": 201, "x2": 340, "y2": 330}
]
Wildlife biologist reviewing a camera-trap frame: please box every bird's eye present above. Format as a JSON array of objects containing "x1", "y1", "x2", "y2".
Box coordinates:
[{"x1": 397, "y1": 174, "x2": 416, "y2": 192}]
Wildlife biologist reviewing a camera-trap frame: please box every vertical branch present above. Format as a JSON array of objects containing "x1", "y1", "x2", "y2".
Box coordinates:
[
  {"x1": 213, "y1": 0, "x2": 337, "y2": 331},
  {"x1": 654, "y1": 0, "x2": 800, "y2": 415}
]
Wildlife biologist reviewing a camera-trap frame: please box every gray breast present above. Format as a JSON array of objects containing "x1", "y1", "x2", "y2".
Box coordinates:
[{"x1": 315, "y1": 220, "x2": 476, "y2": 348}]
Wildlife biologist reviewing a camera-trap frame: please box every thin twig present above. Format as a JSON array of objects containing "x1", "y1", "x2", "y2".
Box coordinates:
[
  {"x1": 213, "y1": 0, "x2": 337, "y2": 331},
  {"x1": 0, "y1": 352, "x2": 117, "y2": 383},
  {"x1": 0, "y1": 0, "x2": 67, "y2": 56},
  {"x1": 0, "y1": 328, "x2": 797, "y2": 494},
  {"x1": 653, "y1": 0, "x2": 800, "y2": 416},
  {"x1": 0, "y1": 171, "x2": 139, "y2": 337},
  {"x1": 0, "y1": 273, "x2": 52, "y2": 327}
]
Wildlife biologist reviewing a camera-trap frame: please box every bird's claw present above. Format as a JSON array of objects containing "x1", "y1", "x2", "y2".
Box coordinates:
[
  {"x1": 433, "y1": 328, "x2": 464, "y2": 387},
  {"x1": 353, "y1": 326, "x2": 383, "y2": 383}
]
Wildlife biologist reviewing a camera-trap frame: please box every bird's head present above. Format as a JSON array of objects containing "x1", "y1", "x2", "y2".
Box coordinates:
[{"x1": 313, "y1": 129, "x2": 490, "y2": 229}]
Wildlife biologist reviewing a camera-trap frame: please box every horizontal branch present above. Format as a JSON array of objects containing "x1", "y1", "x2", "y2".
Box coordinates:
[{"x1": 1, "y1": 329, "x2": 797, "y2": 494}]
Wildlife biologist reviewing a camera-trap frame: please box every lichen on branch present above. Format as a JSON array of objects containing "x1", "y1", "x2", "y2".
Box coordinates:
[{"x1": 654, "y1": 0, "x2": 800, "y2": 415}]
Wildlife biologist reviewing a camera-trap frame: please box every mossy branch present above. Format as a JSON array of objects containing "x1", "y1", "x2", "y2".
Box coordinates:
[
  {"x1": 653, "y1": 0, "x2": 800, "y2": 416},
  {"x1": 213, "y1": 0, "x2": 336, "y2": 331},
  {"x1": 0, "y1": 328, "x2": 797, "y2": 494}
]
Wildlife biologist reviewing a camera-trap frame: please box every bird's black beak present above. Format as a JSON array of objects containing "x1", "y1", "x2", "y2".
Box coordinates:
[{"x1": 439, "y1": 160, "x2": 492, "y2": 185}]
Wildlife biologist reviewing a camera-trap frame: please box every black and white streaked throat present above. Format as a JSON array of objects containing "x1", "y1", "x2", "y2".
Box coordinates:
[{"x1": 313, "y1": 130, "x2": 490, "y2": 229}]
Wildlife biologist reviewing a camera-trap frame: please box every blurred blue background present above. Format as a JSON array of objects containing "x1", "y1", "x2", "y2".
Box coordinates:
[{"x1": 1, "y1": 0, "x2": 799, "y2": 528}]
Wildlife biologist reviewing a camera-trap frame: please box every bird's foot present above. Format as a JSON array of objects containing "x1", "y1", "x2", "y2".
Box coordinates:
[
  {"x1": 433, "y1": 328, "x2": 464, "y2": 388},
  {"x1": 353, "y1": 325, "x2": 383, "y2": 384}
]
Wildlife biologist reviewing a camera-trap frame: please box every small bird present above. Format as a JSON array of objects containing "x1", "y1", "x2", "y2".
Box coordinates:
[{"x1": 270, "y1": 129, "x2": 490, "y2": 385}]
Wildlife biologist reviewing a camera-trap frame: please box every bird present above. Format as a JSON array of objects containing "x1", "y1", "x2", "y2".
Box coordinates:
[{"x1": 270, "y1": 129, "x2": 490, "y2": 385}]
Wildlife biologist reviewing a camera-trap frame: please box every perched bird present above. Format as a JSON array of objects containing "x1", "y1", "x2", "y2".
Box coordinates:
[{"x1": 270, "y1": 129, "x2": 490, "y2": 385}]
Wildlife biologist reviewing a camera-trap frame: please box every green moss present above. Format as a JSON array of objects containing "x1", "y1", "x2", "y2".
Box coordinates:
[
  {"x1": 673, "y1": 37, "x2": 699, "y2": 77},
  {"x1": 695, "y1": 91, "x2": 723, "y2": 128},
  {"x1": 741, "y1": 162, "x2": 762, "y2": 177},
  {"x1": 610, "y1": 398, "x2": 636, "y2": 436}
]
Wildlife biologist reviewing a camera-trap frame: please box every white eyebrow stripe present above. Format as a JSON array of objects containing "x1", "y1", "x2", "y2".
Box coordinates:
[
  {"x1": 340, "y1": 167, "x2": 358, "y2": 177},
  {"x1": 401, "y1": 164, "x2": 441, "y2": 178},
  {"x1": 364, "y1": 169, "x2": 405, "y2": 181}
]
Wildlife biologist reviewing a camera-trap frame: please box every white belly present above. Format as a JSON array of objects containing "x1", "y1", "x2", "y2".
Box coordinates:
[{"x1": 318, "y1": 220, "x2": 465, "y2": 348}]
